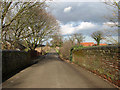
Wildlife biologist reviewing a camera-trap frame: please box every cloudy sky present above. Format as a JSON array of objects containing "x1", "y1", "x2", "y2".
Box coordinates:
[{"x1": 47, "y1": 2, "x2": 118, "y2": 43}]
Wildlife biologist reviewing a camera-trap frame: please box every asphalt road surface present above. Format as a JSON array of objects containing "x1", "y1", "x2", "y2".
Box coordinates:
[{"x1": 2, "y1": 50, "x2": 116, "y2": 88}]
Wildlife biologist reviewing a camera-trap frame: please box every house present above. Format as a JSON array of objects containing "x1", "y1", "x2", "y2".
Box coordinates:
[
  {"x1": 80, "y1": 42, "x2": 107, "y2": 46},
  {"x1": 35, "y1": 44, "x2": 45, "y2": 53},
  {"x1": 99, "y1": 44, "x2": 107, "y2": 46},
  {"x1": 80, "y1": 42, "x2": 94, "y2": 46}
]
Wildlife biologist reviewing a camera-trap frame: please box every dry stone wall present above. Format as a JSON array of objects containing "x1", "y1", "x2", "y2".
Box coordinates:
[{"x1": 72, "y1": 45, "x2": 120, "y2": 86}]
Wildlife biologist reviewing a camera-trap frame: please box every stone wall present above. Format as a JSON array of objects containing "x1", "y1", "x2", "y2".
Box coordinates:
[
  {"x1": 2, "y1": 50, "x2": 32, "y2": 81},
  {"x1": 72, "y1": 45, "x2": 120, "y2": 86}
]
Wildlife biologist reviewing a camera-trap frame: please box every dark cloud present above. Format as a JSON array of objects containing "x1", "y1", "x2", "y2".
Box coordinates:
[
  {"x1": 46, "y1": 2, "x2": 118, "y2": 43},
  {"x1": 47, "y1": 2, "x2": 117, "y2": 24}
]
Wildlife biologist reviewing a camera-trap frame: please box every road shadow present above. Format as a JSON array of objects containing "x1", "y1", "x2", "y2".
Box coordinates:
[
  {"x1": 31, "y1": 52, "x2": 64, "y2": 67},
  {"x1": 2, "y1": 55, "x2": 45, "y2": 82},
  {"x1": 3, "y1": 52, "x2": 63, "y2": 82}
]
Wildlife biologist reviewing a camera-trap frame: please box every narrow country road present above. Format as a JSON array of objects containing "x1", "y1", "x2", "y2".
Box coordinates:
[{"x1": 2, "y1": 49, "x2": 116, "y2": 88}]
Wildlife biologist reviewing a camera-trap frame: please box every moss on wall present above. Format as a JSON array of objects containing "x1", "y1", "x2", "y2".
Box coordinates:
[{"x1": 72, "y1": 45, "x2": 119, "y2": 86}]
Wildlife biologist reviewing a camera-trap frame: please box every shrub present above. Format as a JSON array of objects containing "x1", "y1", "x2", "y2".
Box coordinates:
[{"x1": 59, "y1": 40, "x2": 74, "y2": 60}]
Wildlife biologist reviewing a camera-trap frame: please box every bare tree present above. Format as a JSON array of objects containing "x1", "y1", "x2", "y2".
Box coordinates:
[
  {"x1": 1, "y1": 2, "x2": 44, "y2": 49},
  {"x1": 19, "y1": 4, "x2": 59, "y2": 50},
  {"x1": 104, "y1": 0, "x2": 119, "y2": 44},
  {"x1": 50, "y1": 34, "x2": 63, "y2": 47},
  {"x1": 104, "y1": 0, "x2": 119, "y2": 23},
  {"x1": 68, "y1": 35, "x2": 76, "y2": 45},
  {"x1": 1, "y1": 1, "x2": 59, "y2": 50},
  {"x1": 59, "y1": 40, "x2": 73, "y2": 60},
  {"x1": 73, "y1": 33, "x2": 84, "y2": 45},
  {"x1": 91, "y1": 31, "x2": 104, "y2": 45}
]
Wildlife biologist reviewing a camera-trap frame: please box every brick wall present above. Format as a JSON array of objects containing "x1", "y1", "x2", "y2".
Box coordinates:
[{"x1": 72, "y1": 45, "x2": 120, "y2": 86}]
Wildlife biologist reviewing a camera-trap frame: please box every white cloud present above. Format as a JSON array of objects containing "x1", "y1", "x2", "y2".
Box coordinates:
[
  {"x1": 60, "y1": 23, "x2": 75, "y2": 35},
  {"x1": 76, "y1": 22, "x2": 96, "y2": 30},
  {"x1": 103, "y1": 22, "x2": 118, "y2": 27},
  {"x1": 59, "y1": 20, "x2": 118, "y2": 43},
  {"x1": 59, "y1": 20, "x2": 118, "y2": 36},
  {"x1": 60, "y1": 22, "x2": 97, "y2": 35},
  {"x1": 64, "y1": 6, "x2": 72, "y2": 13}
]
